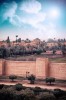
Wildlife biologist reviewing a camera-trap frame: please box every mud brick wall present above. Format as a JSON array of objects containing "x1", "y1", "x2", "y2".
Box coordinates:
[
  {"x1": 36, "y1": 58, "x2": 49, "y2": 78},
  {"x1": 5, "y1": 60, "x2": 36, "y2": 77},
  {"x1": 49, "y1": 63, "x2": 66, "y2": 79},
  {"x1": 0, "y1": 58, "x2": 66, "y2": 80},
  {"x1": 0, "y1": 60, "x2": 3, "y2": 75}
]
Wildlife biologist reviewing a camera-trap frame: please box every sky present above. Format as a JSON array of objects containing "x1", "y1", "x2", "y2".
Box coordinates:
[{"x1": 0, "y1": 0, "x2": 66, "y2": 41}]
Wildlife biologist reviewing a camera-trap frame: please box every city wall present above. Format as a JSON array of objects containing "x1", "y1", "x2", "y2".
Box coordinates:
[
  {"x1": 49, "y1": 63, "x2": 66, "y2": 79},
  {"x1": 5, "y1": 60, "x2": 36, "y2": 77},
  {"x1": 0, "y1": 58, "x2": 66, "y2": 79},
  {"x1": 0, "y1": 60, "x2": 3, "y2": 75}
]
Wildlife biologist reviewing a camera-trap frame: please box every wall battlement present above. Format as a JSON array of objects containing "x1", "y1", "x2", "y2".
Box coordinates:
[{"x1": 0, "y1": 58, "x2": 66, "y2": 79}]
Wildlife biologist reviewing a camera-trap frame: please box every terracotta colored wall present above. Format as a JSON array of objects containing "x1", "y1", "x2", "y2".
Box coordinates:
[
  {"x1": 0, "y1": 60, "x2": 3, "y2": 75},
  {"x1": 49, "y1": 63, "x2": 66, "y2": 79},
  {"x1": 0, "y1": 58, "x2": 66, "y2": 80},
  {"x1": 36, "y1": 58, "x2": 49, "y2": 78},
  {"x1": 5, "y1": 60, "x2": 36, "y2": 77}
]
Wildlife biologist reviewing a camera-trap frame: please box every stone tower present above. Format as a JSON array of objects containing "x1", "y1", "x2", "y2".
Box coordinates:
[{"x1": 36, "y1": 58, "x2": 49, "y2": 78}]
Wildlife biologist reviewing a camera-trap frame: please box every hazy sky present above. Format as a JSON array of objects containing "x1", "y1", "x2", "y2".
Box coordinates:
[{"x1": 0, "y1": 0, "x2": 66, "y2": 41}]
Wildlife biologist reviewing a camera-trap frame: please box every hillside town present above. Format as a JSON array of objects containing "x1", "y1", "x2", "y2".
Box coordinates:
[
  {"x1": 0, "y1": 37, "x2": 66, "y2": 48},
  {"x1": 0, "y1": 36, "x2": 66, "y2": 58},
  {"x1": 0, "y1": 37, "x2": 66, "y2": 100},
  {"x1": 0, "y1": 0, "x2": 66, "y2": 99}
]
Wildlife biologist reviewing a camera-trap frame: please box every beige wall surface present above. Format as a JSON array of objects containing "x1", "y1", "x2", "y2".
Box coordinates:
[
  {"x1": 0, "y1": 60, "x2": 3, "y2": 75},
  {"x1": 5, "y1": 60, "x2": 36, "y2": 77},
  {"x1": 49, "y1": 63, "x2": 66, "y2": 79},
  {"x1": 36, "y1": 58, "x2": 49, "y2": 78},
  {"x1": 0, "y1": 58, "x2": 66, "y2": 80}
]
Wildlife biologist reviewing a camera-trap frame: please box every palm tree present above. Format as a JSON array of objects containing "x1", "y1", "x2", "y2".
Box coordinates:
[
  {"x1": 16, "y1": 35, "x2": 18, "y2": 43},
  {"x1": 6, "y1": 36, "x2": 10, "y2": 43}
]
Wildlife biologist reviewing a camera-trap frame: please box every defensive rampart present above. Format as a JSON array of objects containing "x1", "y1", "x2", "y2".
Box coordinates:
[{"x1": 0, "y1": 58, "x2": 66, "y2": 79}]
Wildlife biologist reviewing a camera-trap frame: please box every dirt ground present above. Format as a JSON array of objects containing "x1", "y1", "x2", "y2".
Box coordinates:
[
  {"x1": 6, "y1": 53, "x2": 66, "y2": 63},
  {"x1": 0, "y1": 81, "x2": 66, "y2": 90}
]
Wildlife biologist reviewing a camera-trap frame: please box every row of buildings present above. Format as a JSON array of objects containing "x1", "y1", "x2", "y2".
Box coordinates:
[{"x1": 0, "y1": 38, "x2": 66, "y2": 49}]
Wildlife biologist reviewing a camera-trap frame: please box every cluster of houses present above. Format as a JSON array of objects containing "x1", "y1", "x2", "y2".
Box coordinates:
[{"x1": 0, "y1": 38, "x2": 66, "y2": 49}]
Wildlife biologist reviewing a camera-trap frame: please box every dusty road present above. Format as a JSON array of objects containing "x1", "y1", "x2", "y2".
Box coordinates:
[{"x1": 0, "y1": 81, "x2": 66, "y2": 90}]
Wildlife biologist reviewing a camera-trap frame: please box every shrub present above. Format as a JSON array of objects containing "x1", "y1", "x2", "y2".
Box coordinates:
[
  {"x1": 15, "y1": 83, "x2": 23, "y2": 91},
  {"x1": 58, "y1": 96, "x2": 66, "y2": 100},
  {"x1": 22, "y1": 88, "x2": 36, "y2": 100},
  {"x1": 9, "y1": 75, "x2": 17, "y2": 82},
  {"x1": 45, "y1": 77, "x2": 55, "y2": 85},
  {"x1": 0, "y1": 88, "x2": 14, "y2": 100},
  {"x1": 42, "y1": 88, "x2": 51, "y2": 93},
  {"x1": 53, "y1": 50, "x2": 56, "y2": 54},
  {"x1": 33, "y1": 87, "x2": 42, "y2": 95},
  {"x1": 37, "y1": 92, "x2": 56, "y2": 100},
  {"x1": 3, "y1": 85, "x2": 10, "y2": 89},
  {"x1": 0, "y1": 84, "x2": 4, "y2": 89},
  {"x1": 53, "y1": 88, "x2": 66, "y2": 98},
  {"x1": 0, "y1": 86, "x2": 36, "y2": 100},
  {"x1": 36, "y1": 50, "x2": 43, "y2": 55},
  {"x1": 13, "y1": 93, "x2": 25, "y2": 100},
  {"x1": 27, "y1": 74, "x2": 36, "y2": 84}
]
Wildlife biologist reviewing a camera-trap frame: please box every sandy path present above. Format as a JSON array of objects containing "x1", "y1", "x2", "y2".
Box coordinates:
[{"x1": 0, "y1": 81, "x2": 66, "y2": 90}]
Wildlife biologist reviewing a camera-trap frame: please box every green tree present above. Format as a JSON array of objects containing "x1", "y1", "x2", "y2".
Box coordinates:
[
  {"x1": 53, "y1": 50, "x2": 56, "y2": 55},
  {"x1": 62, "y1": 45, "x2": 66, "y2": 56},
  {"x1": 45, "y1": 77, "x2": 55, "y2": 85},
  {"x1": 6, "y1": 36, "x2": 10, "y2": 43},
  {"x1": 27, "y1": 74, "x2": 35, "y2": 84},
  {"x1": 17, "y1": 38, "x2": 21, "y2": 42},
  {"x1": 9, "y1": 75, "x2": 17, "y2": 82},
  {"x1": 16, "y1": 35, "x2": 18, "y2": 43},
  {"x1": 1, "y1": 46, "x2": 7, "y2": 58},
  {"x1": 15, "y1": 83, "x2": 23, "y2": 91}
]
